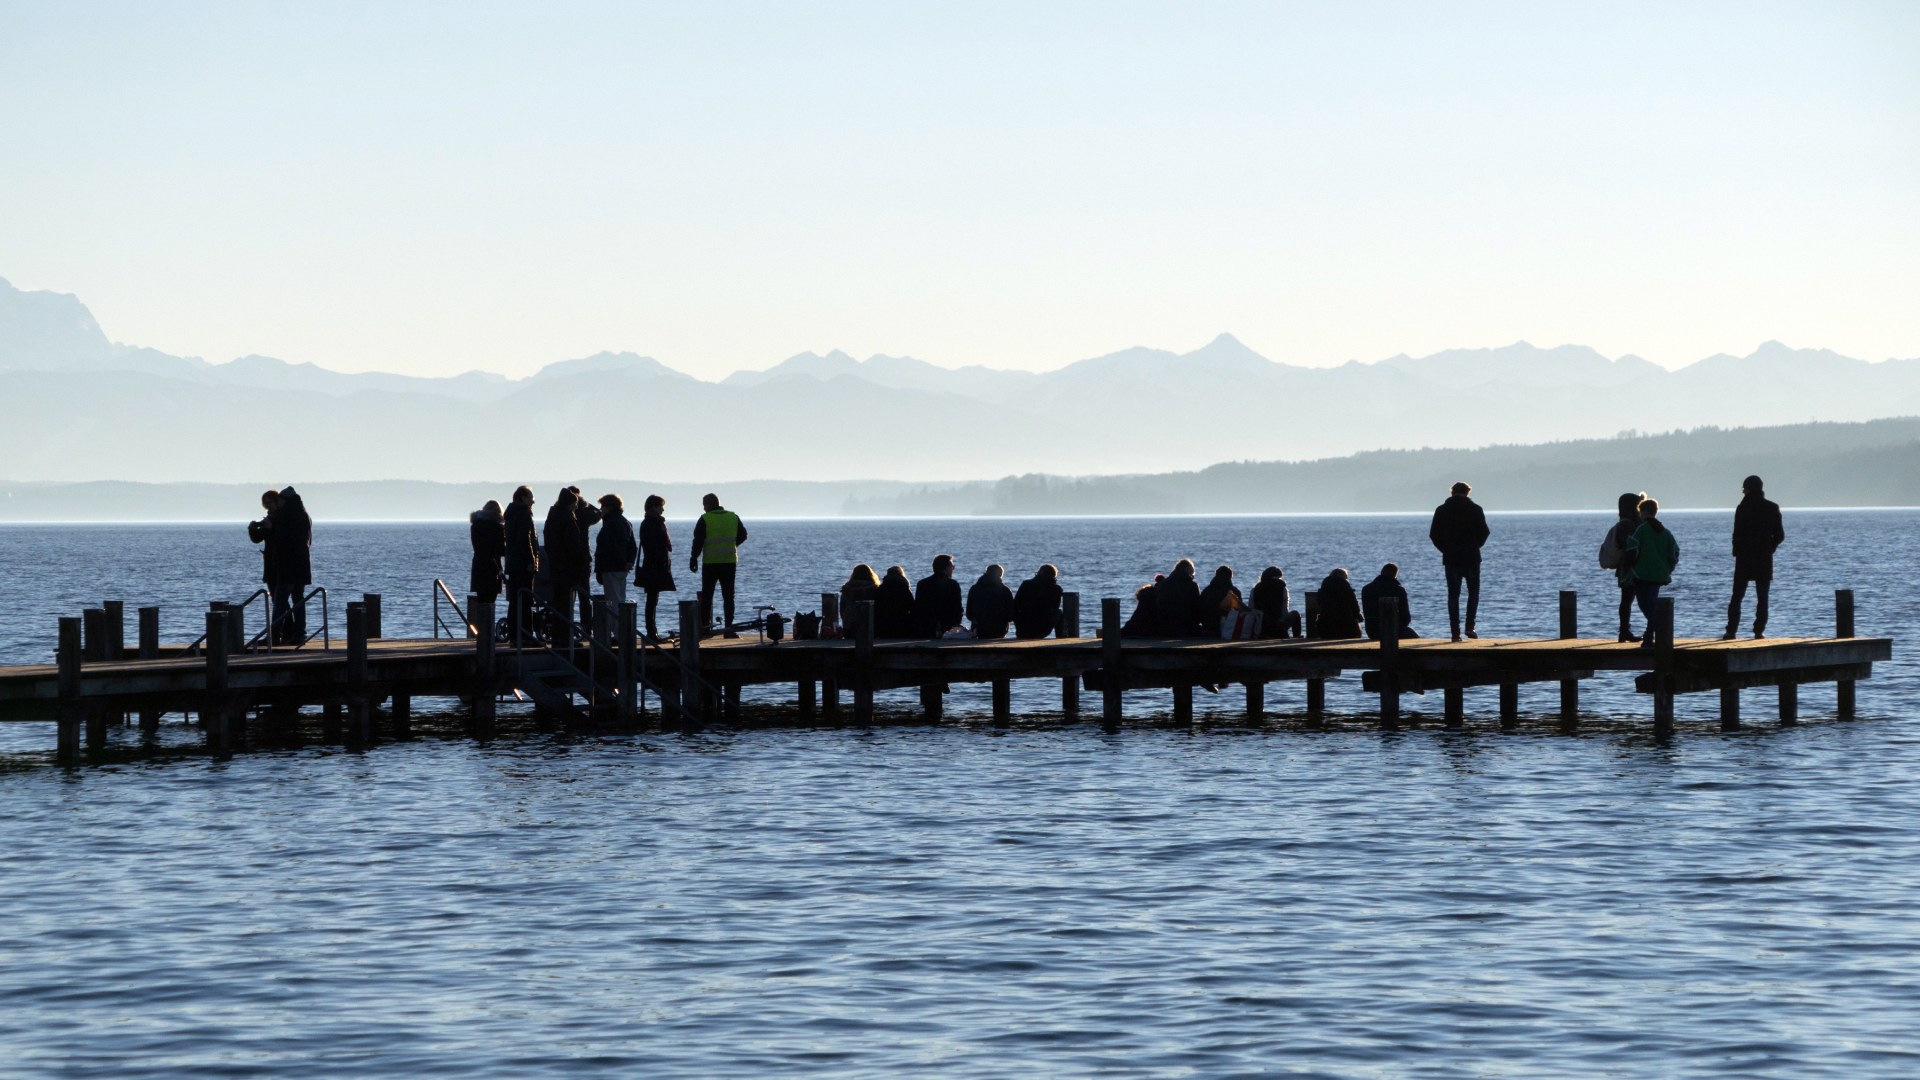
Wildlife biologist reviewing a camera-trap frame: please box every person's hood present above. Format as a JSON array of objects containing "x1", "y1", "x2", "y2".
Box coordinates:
[
  {"x1": 277, "y1": 487, "x2": 304, "y2": 508},
  {"x1": 1260, "y1": 566, "x2": 1283, "y2": 583},
  {"x1": 471, "y1": 507, "x2": 502, "y2": 524}
]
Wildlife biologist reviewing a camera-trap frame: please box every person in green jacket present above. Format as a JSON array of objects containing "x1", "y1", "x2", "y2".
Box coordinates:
[{"x1": 1625, "y1": 497, "x2": 1681, "y2": 649}]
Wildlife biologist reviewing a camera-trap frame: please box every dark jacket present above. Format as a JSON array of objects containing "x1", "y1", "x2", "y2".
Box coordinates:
[
  {"x1": 1359, "y1": 573, "x2": 1413, "y2": 640},
  {"x1": 1154, "y1": 570, "x2": 1203, "y2": 637},
  {"x1": 875, "y1": 570, "x2": 916, "y2": 638},
  {"x1": 1121, "y1": 586, "x2": 1159, "y2": 638},
  {"x1": 268, "y1": 488, "x2": 313, "y2": 587},
  {"x1": 841, "y1": 579, "x2": 880, "y2": 633},
  {"x1": 915, "y1": 574, "x2": 964, "y2": 636},
  {"x1": 573, "y1": 500, "x2": 602, "y2": 581},
  {"x1": 1196, "y1": 572, "x2": 1243, "y2": 637},
  {"x1": 1314, "y1": 573, "x2": 1363, "y2": 639},
  {"x1": 1627, "y1": 519, "x2": 1680, "y2": 585},
  {"x1": 1731, "y1": 492, "x2": 1785, "y2": 579},
  {"x1": 594, "y1": 510, "x2": 637, "y2": 575},
  {"x1": 1429, "y1": 495, "x2": 1490, "y2": 567},
  {"x1": 469, "y1": 508, "x2": 506, "y2": 597},
  {"x1": 247, "y1": 516, "x2": 276, "y2": 585},
  {"x1": 1250, "y1": 572, "x2": 1289, "y2": 639},
  {"x1": 504, "y1": 501, "x2": 539, "y2": 576},
  {"x1": 1013, "y1": 577, "x2": 1063, "y2": 639},
  {"x1": 635, "y1": 514, "x2": 676, "y2": 592},
  {"x1": 966, "y1": 574, "x2": 1014, "y2": 638},
  {"x1": 543, "y1": 498, "x2": 587, "y2": 587}
]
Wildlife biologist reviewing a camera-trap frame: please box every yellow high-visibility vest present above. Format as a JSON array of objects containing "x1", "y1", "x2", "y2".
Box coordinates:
[{"x1": 700, "y1": 509, "x2": 742, "y2": 564}]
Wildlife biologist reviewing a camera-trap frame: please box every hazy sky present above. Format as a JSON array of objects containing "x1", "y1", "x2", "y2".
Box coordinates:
[{"x1": 2, "y1": 1, "x2": 1916, "y2": 380}]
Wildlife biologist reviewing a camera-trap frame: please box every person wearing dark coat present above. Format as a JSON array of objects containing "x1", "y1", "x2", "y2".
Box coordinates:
[
  {"x1": 1121, "y1": 580, "x2": 1161, "y2": 637},
  {"x1": 875, "y1": 565, "x2": 917, "y2": 638},
  {"x1": 841, "y1": 564, "x2": 881, "y2": 637},
  {"x1": 1012, "y1": 564, "x2": 1064, "y2": 640},
  {"x1": 470, "y1": 500, "x2": 506, "y2": 608},
  {"x1": 1429, "y1": 481, "x2": 1490, "y2": 641},
  {"x1": 1313, "y1": 568, "x2": 1364, "y2": 639},
  {"x1": 1726, "y1": 475, "x2": 1786, "y2": 639},
  {"x1": 634, "y1": 494, "x2": 676, "y2": 642},
  {"x1": 966, "y1": 564, "x2": 1014, "y2": 639},
  {"x1": 1196, "y1": 565, "x2": 1244, "y2": 637},
  {"x1": 914, "y1": 554, "x2": 965, "y2": 637},
  {"x1": 1603, "y1": 491, "x2": 1646, "y2": 642},
  {"x1": 593, "y1": 494, "x2": 637, "y2": 611},
  {"x1": 1249, "y1": 566, "x2": 1302, "y2": 638},
  {"x1": 543, "y1": 489, "x2": 587, "y2": 628},
  {"x1": 1154, "y1": 559, "x2": 1203, "y2": 637},
  {"x1": 568, "y1": 486, "x2": 603, "y2": 628},
  {"x1": 504, "y1": 486, "x2": 540, "y2": 641},
  {"x1": 1360, "y1": 563, "x2": 1417, "y2": 640},
  {"x1": 267, "y1": 486, "x2": 313, "y2": 645},
  {"x1": 247, "y1": 488, "x2": 280, "y2": 584}
]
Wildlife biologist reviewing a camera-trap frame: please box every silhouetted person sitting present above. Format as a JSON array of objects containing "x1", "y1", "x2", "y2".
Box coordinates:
[
  {"x1": 543, "y1": 489, "x2": 588, "y2": 630},
  {"x1": 1360, "y1": 563, "x2": 1417, "y2": 640},
  {"x1": 1726, "y1": 475, "x2": 1785, "y2": 639},
  {"x1": 1625, "y1": 497, "x2": 1681, "y2": 649},
  {"x1": 966, "y1": 564, "x2": 1013, "y2": 639},
  {"x1": 1121, "y1": 579, "x2": 1161, "y2": 638},
  {"x1": 1196, "y1": 565, "x2": 1244, "y2": 637},
  {"x1": 1013, "y1": 564, "x2": 1064, "y2": 639},
  {"x1": 875, "y1": 565, "x2": 916, "y2": 637},
  {"x1": 1430, "y1": 480, "x2": 1490, "y2": 641},
  {"x1": 1313, "y1": 568, "x2": 1364, "y2": 639},
  {"x1": 505, "y1": 486, "x2": 539, "y2": 642},
  {"x1": 841, "y1": 564, "x2": 880, "y2": 636},
  {"x1": 1250, "y1": 566, "x2": 1302, "y2": 638},
  {"x1": 470, "y1": 499, "x2": 505, "y2": 608},
  {"x1": 1155, "y1": 559, "x2": 1203, "y2": 637},
  {"x1": 1601, "y1": 491, "x2": 1645, "y2": 642},
  {"x1": 268, "y1": 486, "x2": 312, "y2": 645},
  {"x1": 915, "y1": 554, "x2": 965, "y2": 637}
]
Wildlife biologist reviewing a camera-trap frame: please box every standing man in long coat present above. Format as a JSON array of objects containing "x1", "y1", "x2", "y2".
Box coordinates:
[{"x1": 1429, "y1": 481, "x2": 1489, "y2": 642}]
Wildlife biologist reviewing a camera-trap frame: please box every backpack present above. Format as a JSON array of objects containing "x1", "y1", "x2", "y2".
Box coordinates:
[
  {"x1": 1598, "y1": 523, "x2": 1624, "y2": 569},
  {"x1": 793, "y1": 612, "x2": 820, "y2": 640}
]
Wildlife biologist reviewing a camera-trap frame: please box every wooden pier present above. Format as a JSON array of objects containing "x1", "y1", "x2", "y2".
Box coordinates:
[{"x1": 0, "y1": 588, "x2": 1889, "y2": 759}]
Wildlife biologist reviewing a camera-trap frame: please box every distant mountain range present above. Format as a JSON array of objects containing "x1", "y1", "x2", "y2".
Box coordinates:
[{"x1": 4, "y1": 275, "x2": 1920, "y2": 484}]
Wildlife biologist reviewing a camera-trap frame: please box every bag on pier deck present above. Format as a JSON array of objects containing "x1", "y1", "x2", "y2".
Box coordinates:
[
  {"x1": 793, "y1": 612, "x2": 821, "y2": 640},
  {"x1": 1221, "y1": 609, "x2": 1264, "y2": 640}
]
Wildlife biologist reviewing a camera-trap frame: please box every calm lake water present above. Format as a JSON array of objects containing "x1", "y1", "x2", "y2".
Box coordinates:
[{"x1": 1, "y1": 512, "x2": 1915, "y2": 1077}]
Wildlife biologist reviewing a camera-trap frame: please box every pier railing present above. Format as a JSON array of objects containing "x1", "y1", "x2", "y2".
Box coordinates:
[{"x1": 432, "y1": 580, "x2": 472, "y2": 639}]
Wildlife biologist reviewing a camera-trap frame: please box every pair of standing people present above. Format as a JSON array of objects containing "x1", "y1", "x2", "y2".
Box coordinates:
[
  {"x1": 1599, "y1": 476, "x2": 1781, "y2": 647},
  {"x1": 247, "y1": 486, "x2": 313, "y2": 644}
]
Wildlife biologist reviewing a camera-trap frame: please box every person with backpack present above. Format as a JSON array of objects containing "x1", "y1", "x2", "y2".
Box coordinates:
[
  {"x1": 1598, "y1": 491, "x2": 1645, "y2": 642},
  {"x1": 1429, "y1": 481, "x2": 1490, "y2": 641},
  {"x1": 1624, "y1": 497, "x2": 1681, "y2": 649},
  {"x1": 1726, "y1": 475, "x2": 1785, "y2": 639}
]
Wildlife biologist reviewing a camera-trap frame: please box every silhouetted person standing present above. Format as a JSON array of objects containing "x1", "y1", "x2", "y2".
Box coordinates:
[
  {"x1": 1013, "y1": 564, "x2": 1064, "y2": 639},
  {"x1": 915, "y1": 555, "x2": 965, "y2": 637},
  {"x1": 504, "y1": 486, "x2": 539, "y2": 642},
  {"x1": 570, "y1": 485, "x2": 602, "y2": 628},
  {"x1": 543, "y1": 489, "x2": 587, "y2": 631},
  {"x1": 634, "y1": 495, "x2": 675, "y2": 643},
  {"x1": 966, "y1": 564, "x2": 1013, "y2": 639},
  {"x1": 1726, "y1": 475, "x2": 1785, "y2": 639},
  {"x1": 247, "y1": 490, "x2": 282, "y2": 638},
  {"x1": 1360, "y1": 563, "x2": 1417, "y2": 640},
  {"x1": 268, "y1": 487, "x2": 312, "y2": 645},
  {"x1": 690, "y1": 492, "x2": 747, "y2": 637},
  {"x1": 594, "y1": 494, "x2": 636, "y2": 610},
  {"x1": 470, "y1": 499, "x2": 505, "y2": 607},
  {"x1": 1429, "y1": 481, "x2": 1490, "y2": 641},
  {"x1": 1626, "y1": 497, "x2": 1680, "y2": 649},
  {"x1": 1601, "y1": 491, "x2": 1645, "y2": 641}
]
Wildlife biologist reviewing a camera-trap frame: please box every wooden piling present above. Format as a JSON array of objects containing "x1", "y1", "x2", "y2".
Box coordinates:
[
  {"x1": 346, "y1": 602, "x2": 370, "y2": 746},
  {"x1": 137, "y1": 606, "x2": 160, "y2": 660},
  {"x1": 619, "y1": 600, "x2": 638, "y2": 723},
  {"x1": 1778, "y1": 682, "x2": 1798, "y2": 723},
  {"x1": 1836, "y1": 590, "x2": 1855, "y2": 719},
  {"x1": 1653, "y1": 597, "x2": 1675, "y2": 736},
  {"x1": 1444, "y1": 686, "x2": 1464, "y2": 729},
  {"x1": 1498, "y1": 681, "x2": 1518, "y2": 728},
  {"x1": 204, "y1": 610, "x2": 230, "y2": 755},
  {"x1": 473, "y1": 596, "x2": 497, "y2": 734},
  {"x1": 679, "y1": 599, "x2": 702, "y2": 723},
  {"x1": 852, "y1": 599, "x2": 874, "y2": 724},
  {"x1": 798, "y1": 679, "x2": 816, "y2": 718},
  {"x1": 363, "y1": 594, "x2": 383, "y2": 639},
  {"x1": 1246, "y1": 681, "x2": 1264, "y2": 720},
  {"x1": 992, "y1": 678, "x2": 1011, "y2": 723},
  {"x1": 1378, "y1": 597, "x2": 1400, "y2": 728},
  {"x1": 83, "y1": 608, "x2": 106, "y2": 662},
  {"x1": 1306, "y1": 677, "x2": 1325, "y2": 722},
  {"x1": 1559, "y1": 591, "x2": 1579, "y2": 722},
  {"x1": 1720, "y1": 686, "x2": 1739, "y2": 730},
  {"x1": 1060, "y1": 592, "x2": 1080, "y2": 720},
  {"x1": 821, "y1": 593, "x2": 840, "y2": 716},
  {"x1": 103, "y1": 601, "x2": 125, "y2": 661},
  {"x1": 1101, "y1": 598, "x2": 1122, "y2": 725},
  {"x1": 391, "y1": 692, "x2": 412, "y2": 739},
  {"x1": 1172, "y1": 684, "x2": 1193, "y2": 724},
  {"x1": 920, "y1": 683, "x2": 943, "y2": 720},
  {"x1": 56, "y1": 617, "x2": 81, "y2": 760},
  {"x1": 1303, "y1": 591, "x2": 1320, "y2": 639}
]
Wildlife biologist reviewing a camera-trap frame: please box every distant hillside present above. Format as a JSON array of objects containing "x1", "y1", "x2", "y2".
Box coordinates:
[{"x1": 842, "y1": 418, "x2": 1920, "y2": 514}]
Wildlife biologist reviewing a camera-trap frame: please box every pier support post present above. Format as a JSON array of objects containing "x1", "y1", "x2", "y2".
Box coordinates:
[
  {"x1": 391, "y1": 693, "x2": 412, "y2": 739},
  {"x1": 1306, "y1": 678, "x2": 1325, "y2": 722},
  {"x1": 205, "y1": 609, "x2": 231, "y2": 756},
  {"x1": 83, "y1": 608, "x2": 106, "y2": 662},
  {"x1": 363, "y1": 594, "x2": 383, "y2": 639},
  {"x1": 920, "y1": 683, "x2": 943, "y2": 721},
  {"x1": 473, "y1": 597, "x2": 497, "y2": 735},
  {"x1": 992, "y1": 679, "x2": 1011, "y2": 724},
  {"x1": 799, "y1": 679, "x2": 816, "y2": 719},
  {"x1": 1304, "y1": 592, "x2": 1319, "y2": 639},
  {"x1": 822, "y1": 593, "x2": 840, "y2": 639},
  {"x1": 619, "y1": 600, "x2": 638, "y2": 723},
  {"x1": 103, "y1": 601, "x2": 125, "y2": 662},
  {"x1": 1246, "y1": 681, "x2": 1264, "y2": 720},
  {"x1": 1444, "y1": 686, "x2": 1464, "y2": 729},
  {"x1": 1498, "y1": 682, "x2": 1518, "y2": 728},
  {"x1": 346, "y1": 602, "x2": 371, "y2": 747},
  {"x1": 1836, "y1": 590, "x2": 1855, "y2": 719},
  {"x1": 1653, "y1": 598, "x2": 1675, "y2": 737},
  {"x1": 1559, "y1": 591, "x2": 1579, "y2": 724},
  {"x1": 1720, "y1": 686, "x2": 1740, "y2": 730},
  {"x1": 819, "y1": 592, "x2": 840, "y2": 716},
  {"x1": 57, "y1": 617, "x2": 81, "y2": 761},
  {"x1": 1378, "y1": 597, "x2": 1400, "y2": 729},
  {"x1": 852, "y1": 600, "x2": 874, "y2": 724},
  {"x1": 1172, "y1": 684, "x2": 1193, "y2": 725},
  {"x1": 1060, "y1": 592, "x2": 1080, "y2": 720},
  {"x1": 1100, "y1": 598, "x2": 1122, "y2": 727},
  {"x1": 678, "y1": 600, "x2": 702, "y2": 724},
  {"x1": 1778, "y1": 682, "x2": 1798, "y2": 723},
  {"x1": 138, "y1": 606, "x2": 159, "y2": 660}
]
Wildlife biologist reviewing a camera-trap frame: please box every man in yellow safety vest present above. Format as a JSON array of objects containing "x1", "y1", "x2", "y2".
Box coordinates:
[{"x1": 690, "y1": 492, "x2": 748, "y2": 638}]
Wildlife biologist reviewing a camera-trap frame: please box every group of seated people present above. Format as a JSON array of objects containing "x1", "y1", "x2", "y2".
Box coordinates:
[{"x1": 832, "y1": 557, "x2": 1422, "y2": 642}]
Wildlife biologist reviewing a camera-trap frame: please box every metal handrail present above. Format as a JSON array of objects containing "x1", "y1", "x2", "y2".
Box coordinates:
[
  {"x1": 432, "y1": 580, "x2": 473, "y2": 639},
  {"x1": 512, "y1": 589, "x2": 678, "y2": 712},
  {"x1": 185, "y1": 589, "x2": 270, "y2": 656}
]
